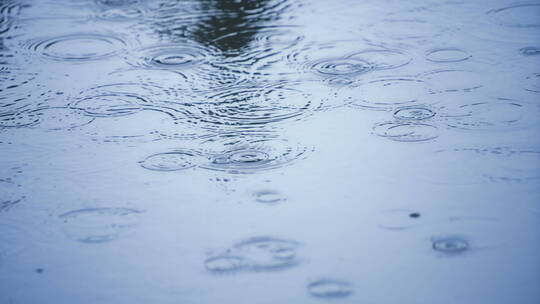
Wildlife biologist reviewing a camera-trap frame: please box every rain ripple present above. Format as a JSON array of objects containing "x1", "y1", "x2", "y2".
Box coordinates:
[
  {"x1": 307, "y1": 279, "x2": 353, "y2": 299},
  {"x1": 58, "y1": 207, "x2": 142, "y2": 243},
  {"x1": 23, "y1": 33, "x2": 129, "y2": 62},
  {"x1": 205, "y1": 236, "x2": 301, "y2": 273}
]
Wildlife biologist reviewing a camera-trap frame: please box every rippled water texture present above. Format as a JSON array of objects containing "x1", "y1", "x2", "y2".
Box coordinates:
[{"x1": 0, "y1": 0, "x2": 539, "y2": 303}]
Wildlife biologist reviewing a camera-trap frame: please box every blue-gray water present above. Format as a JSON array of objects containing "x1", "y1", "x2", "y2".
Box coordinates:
[{"x1": 1, "y1": 0, "x2": 539, "y2": 303}]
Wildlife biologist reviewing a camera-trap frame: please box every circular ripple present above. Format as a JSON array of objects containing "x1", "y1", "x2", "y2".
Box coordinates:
[
  {"x1": 139, "y1": 150, "x2": 200, "y2": 171},
  {"x1": 130, "y1": 42, "x2": 217, "y2": 70},
  {"x1": 97, "y1": 7, "x2": 146, "y2": 21},
  {"x1": 59, "y1": 208, "x2": 142, "y2": 243},
  {"x1": 308, "y1": 58, "x2": 372, "y2": 77},
  {"x1": 72, "y1": 81, "x2": 170, "y2": 118},
  {"x1": 308, "y1": 280, "x2": 352, "y2": 299},
  {"x1": 73, "y1": 93, "x2": 143, "y2": 117},
  {"x1": 373, "y1": 122, "x2": 439, "y2": 142},
  {"x1": 519, "y1": 46, "x2": 540, "y2": 56},
  {"x1": 423, "y1": 70, "x2": 484, "y2": 93},
  {"x1": 200, "y1": 136, "x2": 311, "y2": 174},
  {"x1": 488, "y1": 3, "x2": 540, "y2": 28},
  {"x1": 524, "y1": 72, "x2": 540, "y2": 93},
  {"x1": 346, "y1": 49, "x2": 412, "y2": 70},
  {"x1": 254, "y1": 190, "x2": 284, "y2": 204},
  {"x1": 426, "y1": 48, "x2": 471, "y2": 63},
  {"x1": 96, "y1": 0, "x2": 140, "y2": 6},
  {"x1": 26, "y1": 33, "x2": 128, "y2": 61},
  {"x1": 189, "y1": 81, "x2": 326, "y2": 130},
  {"x1": 204, "y1": 255, "x2": 246, "y2": 273},
  {"x1": 347, "y1": 78, "x2": 430, "y2": 110},
  {"x1": 29, "y1": 107, "x2": 95, "y2": 130},
  {"x1": 440, "y1": 99, "x2": 526, "y2": 131},
  {"x1": 232, "y1": 237, "x2": 300, "y2": 271},
  {"x1": 0, "y1": 110, "x2": 40, "y2": 128},
  {"x1": 394, "y1": 107, "x2": 435, "y2": 120},
  {"x1": 432, "y1": 236, "x2": 469, "y2": 254}
]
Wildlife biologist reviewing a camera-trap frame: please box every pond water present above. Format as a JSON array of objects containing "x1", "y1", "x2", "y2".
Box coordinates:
[{"x1": 0, "y1": 0, "x2": 539, "y2": 303}]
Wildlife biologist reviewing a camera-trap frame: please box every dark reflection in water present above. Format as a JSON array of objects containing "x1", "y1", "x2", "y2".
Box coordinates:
[{"x1": 191, "y1": 0, "x2": 279, "y2": 54}]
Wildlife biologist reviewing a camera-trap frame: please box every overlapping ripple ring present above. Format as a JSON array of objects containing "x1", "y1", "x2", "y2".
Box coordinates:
[{"x1": 25, "y1": 33, "x2": 128, "y2": 61}]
